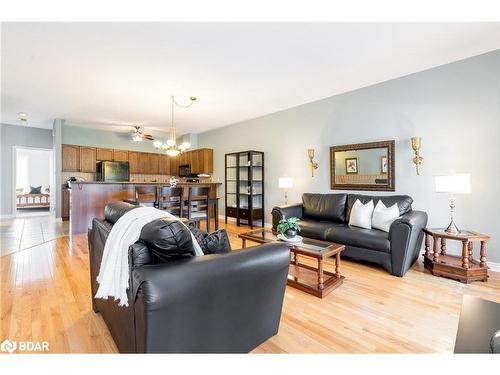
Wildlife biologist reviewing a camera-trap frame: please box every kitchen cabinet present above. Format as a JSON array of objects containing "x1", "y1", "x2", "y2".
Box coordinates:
[
  {"x1": 139, "y1": 152, "x2": 150, "y2": 174},
  {"x1": 128, "y1": 151, "x2": 140, "y2": 173},
  {"x1": 79, "y1": 147, "x2": 97, "y2": 172},
  {"x1": 202, "y1": 148, "x2": 214, "y2": 174},
  {"x1": 62, "y1": 145, "x2": 80, "y2": 172},
  {"x1": 113, "y1": 149, "x2": 129, "y2": 162},
  {"x1": 60, "y1": 144, "x2": 212, "y2": 176},
  {"x1": 169, "y1": 156, "x2": 179, "y2": 176},
  {"x1": 96, "y1": 148, "x2": 114, "y2": 161},
  {"x1": 149, "y1": 153, "x2": 160, "y2": 174},
  {"x1": 159, "y1": 154, "x2": 170, "y2": 175},
  {"x1": 190, "y1": 149, "x2": 201, "y2": 174},
  {"x1": 179, "y1": 152, "x2": 189, "y2": 166}
]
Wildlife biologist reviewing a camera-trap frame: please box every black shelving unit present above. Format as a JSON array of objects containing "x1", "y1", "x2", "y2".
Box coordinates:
[{"x1": 225, "y1": 150, "x2": 264, "y2": 228}]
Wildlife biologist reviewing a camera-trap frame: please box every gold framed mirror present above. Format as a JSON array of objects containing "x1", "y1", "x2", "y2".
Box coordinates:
[{"x1": 330, "y1": 140, "x2": 395, "y2": 191}]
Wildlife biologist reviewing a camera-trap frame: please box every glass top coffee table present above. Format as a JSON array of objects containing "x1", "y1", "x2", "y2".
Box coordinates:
[{"x1": 239, "y1": 229, "x2": 345, "y2": 298}]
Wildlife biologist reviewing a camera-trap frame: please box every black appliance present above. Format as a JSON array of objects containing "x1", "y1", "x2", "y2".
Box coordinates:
[
  {"x1": 179, "y1": 164, "x2": 191, "y2": 177},
  {"x1": 96, "y1": 161, "x2": 130, "y2": 182}
]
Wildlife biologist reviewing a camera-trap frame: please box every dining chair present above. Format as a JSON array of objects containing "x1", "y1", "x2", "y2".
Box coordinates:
[
  {"x1": 158, "y1": 186, "x2": 184, "y2": 217},
  {"x1": 134, "y1": 185, "x2": 158, "y2": 207},
  {"x1": 185, "y1": 186, "x2": 211, "y2": 232}
]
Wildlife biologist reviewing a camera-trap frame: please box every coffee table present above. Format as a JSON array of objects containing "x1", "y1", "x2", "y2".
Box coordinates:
[{"x1": 239, "y1": 229, "x2": 345, "y2": 298}]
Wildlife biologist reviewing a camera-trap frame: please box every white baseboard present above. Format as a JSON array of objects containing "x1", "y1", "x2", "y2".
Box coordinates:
[{"x1": 488, "y1": 261, "x2": 500, "y2": 273}]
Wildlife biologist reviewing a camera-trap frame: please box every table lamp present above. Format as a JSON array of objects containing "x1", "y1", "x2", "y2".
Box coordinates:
[
  {"x1": 279, "y1": 177, "x2": 293, "y2": 205},
  {"x1": 435, "y1": 174, "x2": 471, "y2": 234}
]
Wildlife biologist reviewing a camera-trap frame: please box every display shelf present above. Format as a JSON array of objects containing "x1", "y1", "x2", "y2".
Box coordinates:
[{"x1": 225, "y1": 150, "x2": 264, "y2": 228}]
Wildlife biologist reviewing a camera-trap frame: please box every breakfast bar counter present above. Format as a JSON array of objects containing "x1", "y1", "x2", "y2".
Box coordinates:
[{"x1": 68, "y1": 181, "x2": 221, "y2": 235}]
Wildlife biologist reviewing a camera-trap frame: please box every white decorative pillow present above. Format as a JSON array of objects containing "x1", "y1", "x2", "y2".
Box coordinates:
[
  {"x1": 372, "y1": 201, "x2": 400, "y2": 232},
  {"x1": 348, "y1": 199, "x2": 374, "y2": 229}
]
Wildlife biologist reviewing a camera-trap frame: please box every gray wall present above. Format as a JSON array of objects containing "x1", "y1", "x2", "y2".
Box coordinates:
[
  {"x1": 198, "y1": 50, "x2": 500, "y2": 263},
  {"x1": 62, "y1": 124, "x2": 198, "y2": 151},
  {"x1": 0, "y1": 123, "x2": 54, "y2": 216},
  {"x1": 62, "y1": 124, "x2": 165, "y2": 152}
]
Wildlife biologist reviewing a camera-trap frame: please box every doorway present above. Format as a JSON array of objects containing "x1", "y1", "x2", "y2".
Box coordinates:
[{"x1": 13, "y1": 147, "x2": 55, "y2": 217}]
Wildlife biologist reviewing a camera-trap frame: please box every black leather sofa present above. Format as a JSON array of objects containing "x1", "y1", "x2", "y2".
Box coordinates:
[
  {"x1": 88, "y1": 202, "x2": 290, "y2": 353},
  {"x1": 272, "y1": 193, "x2": 428, "y2": 277}
]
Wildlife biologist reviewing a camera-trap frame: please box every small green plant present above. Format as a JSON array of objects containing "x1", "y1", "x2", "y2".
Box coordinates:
[{"x1": 277, "y1": 217, "x2": 301, "y2": 235}]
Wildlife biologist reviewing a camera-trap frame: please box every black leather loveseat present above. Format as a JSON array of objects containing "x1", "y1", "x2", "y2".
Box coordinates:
[
  {"x1": 88, "y1": 202, "x2": 290, "y2": 353},
  {"x1": 272, "y1": 193, "x2": 427, "y2": 277}
]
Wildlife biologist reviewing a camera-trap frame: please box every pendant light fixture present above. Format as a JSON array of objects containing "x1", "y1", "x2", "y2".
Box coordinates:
[{"x1": 159, "y1": 96, "x2": 197, "y2": 156}]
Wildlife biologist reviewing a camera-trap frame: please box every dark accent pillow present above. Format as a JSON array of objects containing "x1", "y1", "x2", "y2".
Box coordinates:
[
  {"x1": 188, "y1": 224, "x2": 232, "y2": 254},
  {"x1": 139, "y1": 217, "x2": 196, "y2": 263},
  {"x1": 199, "y1": 230, "x2": 232, "y2": 254},
  {"x1": 30, "y1": 185, "x2": 42, "y2": 194}
]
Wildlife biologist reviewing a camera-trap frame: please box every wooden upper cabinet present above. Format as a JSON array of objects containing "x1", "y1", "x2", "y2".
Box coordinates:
[
  {"x1": 62, "y1": 144, "x2": 80, "y2": 172},
  {"x1": 79, "y1": 147, "x2": 97, "y2": 172},
  {"x1": 128, "y1": 151, "x2": 140, "y2": 174},
  {"x1": 96, "y1": 148, "x2": 114, "y2": 161},
  {"x1": 139, "y1": 152, "x2": 150, "y2": 174},
  {"x1": 202, "y1": 148, "x2": 214, "y2": 174},
  {"x1": 149, "y1": 153, "x2": 160, "y2": 174},
  {"x1": 190, "y1": 150, "x2": 201, "y2": 174},
  {"x1": 179, "y1": 152, "x2": 189, "y2": 166},
  {"x1": 169, "y1": 155, "x2": 179, "y2": 176},
  {"x1": 113, "y1": 149, "x2": 129, "y2": 162},
  {"x1": 159, "y1": 154, "x2": 170, "y2": 175}
]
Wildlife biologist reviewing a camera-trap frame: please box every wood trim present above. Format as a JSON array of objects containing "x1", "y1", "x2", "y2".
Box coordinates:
[{"x1": 330, "y1": 140, "x2": 395, "y2": 191}]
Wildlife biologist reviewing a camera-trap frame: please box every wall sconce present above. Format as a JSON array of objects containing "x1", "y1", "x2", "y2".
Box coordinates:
[
  {"x1": 307, "y1": 149, "x2": 319, "y2": 177},
  {"x1": 411, "y1": 137, "x2": 423, "y2": 175}
]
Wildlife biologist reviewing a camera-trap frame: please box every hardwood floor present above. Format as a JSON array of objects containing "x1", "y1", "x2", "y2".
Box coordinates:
[{"x1": 1, "y1": 217, "x2": 499, "y2": 353}]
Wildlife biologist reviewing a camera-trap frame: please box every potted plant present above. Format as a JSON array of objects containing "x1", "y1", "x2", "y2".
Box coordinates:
[{"x1": 277, "y1": 217, "x2": 301, "y2": 239}]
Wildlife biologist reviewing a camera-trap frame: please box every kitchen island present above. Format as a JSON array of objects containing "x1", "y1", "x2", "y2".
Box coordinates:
[{"x1": 68, "y1": 181, "x2": 221, "y2": 235}]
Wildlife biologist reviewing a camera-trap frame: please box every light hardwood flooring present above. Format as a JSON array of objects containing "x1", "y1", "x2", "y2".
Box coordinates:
[
  {"x1": 1, "y1": 216, "x2": 499, "y2": 353},
  {"x1": 0, "y1": 214, "x2": 68, "y2": 257}
]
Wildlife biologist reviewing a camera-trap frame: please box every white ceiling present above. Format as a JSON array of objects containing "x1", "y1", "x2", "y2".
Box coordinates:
[{"x1": 1, "y1": 22, "x2": 499, "y2": 136}]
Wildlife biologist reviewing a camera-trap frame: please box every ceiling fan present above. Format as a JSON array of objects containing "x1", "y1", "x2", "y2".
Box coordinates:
[{"x1": 131, "y1": 125, "x2": 154, "y2": 142}]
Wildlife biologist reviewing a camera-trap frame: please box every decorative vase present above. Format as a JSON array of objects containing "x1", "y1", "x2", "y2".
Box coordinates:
[{"x1": 284, "y1": 228, "x2": 297, "y2": 239}]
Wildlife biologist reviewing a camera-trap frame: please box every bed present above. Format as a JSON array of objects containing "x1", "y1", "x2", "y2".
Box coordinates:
[{"x1": 16, "y1": 187, "x2": 50, "y2": 209}]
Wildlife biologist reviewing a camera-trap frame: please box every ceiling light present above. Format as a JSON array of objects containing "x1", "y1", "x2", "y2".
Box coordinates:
[
  {"x1": 166, "y1": 148, "x2": 180, "y2": 157},
  {"x1": 153, "y1": 140, "x2": 163, "y2": 149},
  {"x1": 132, "y1": 133, "x2": 143, "y2": 142},
  {"x1": 179, "y1": 142, "x2": 191, "y2": 151},
  {"x1": 159, "y1": 96, "x2": 196, "y2": 156}
]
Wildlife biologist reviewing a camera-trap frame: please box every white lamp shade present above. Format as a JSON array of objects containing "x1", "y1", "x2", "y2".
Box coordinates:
[
  {"x1": 279, "y1": 177, "x2": 293, "y2": 189},
  {"x1": 435, "y1": 174, "x2": 471, "y2": 194}
]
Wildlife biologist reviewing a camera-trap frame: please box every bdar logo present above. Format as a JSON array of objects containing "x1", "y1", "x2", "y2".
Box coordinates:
[{"x1": 1, "y1": 339, "x2": 17, "y2": 353}]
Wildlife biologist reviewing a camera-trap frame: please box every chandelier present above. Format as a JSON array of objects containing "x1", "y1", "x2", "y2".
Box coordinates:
[{"x1": 153, "y1": 96, "x2": 197, "y2": 156}]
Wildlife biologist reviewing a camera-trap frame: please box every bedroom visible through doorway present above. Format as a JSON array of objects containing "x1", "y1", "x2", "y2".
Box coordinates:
[{"x1": 14, "y1": 147, "x2": 54, "y2": 217}]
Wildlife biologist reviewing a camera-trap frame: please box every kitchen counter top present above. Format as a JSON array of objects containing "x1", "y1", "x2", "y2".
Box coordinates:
[{"x1": 68, "y1": 180, "x2": 221, "y2": 234}]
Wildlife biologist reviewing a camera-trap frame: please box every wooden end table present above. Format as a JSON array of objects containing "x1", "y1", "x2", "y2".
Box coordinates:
[
  {"x1": 423, "y1": 228, "x2": 490, "y2": 283},
  {"x1": 239, "y1": 229, "x2": 345, "y2": 298}
]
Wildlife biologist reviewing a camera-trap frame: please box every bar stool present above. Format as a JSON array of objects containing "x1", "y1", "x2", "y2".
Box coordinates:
[
  {"x1": 158, "y1": 186, "x2": 183, "y2": 217},
  {"x1": 185, "y1": 186, "x2": 211, "y2": 232},
  {"x1": 134, "y1": 185, "x2": 158, "y2": 207}
]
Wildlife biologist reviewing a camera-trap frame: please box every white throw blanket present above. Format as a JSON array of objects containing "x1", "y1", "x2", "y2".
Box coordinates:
[{"x1": 95, "y1": 206, "x2": 204, "y2": 307}]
